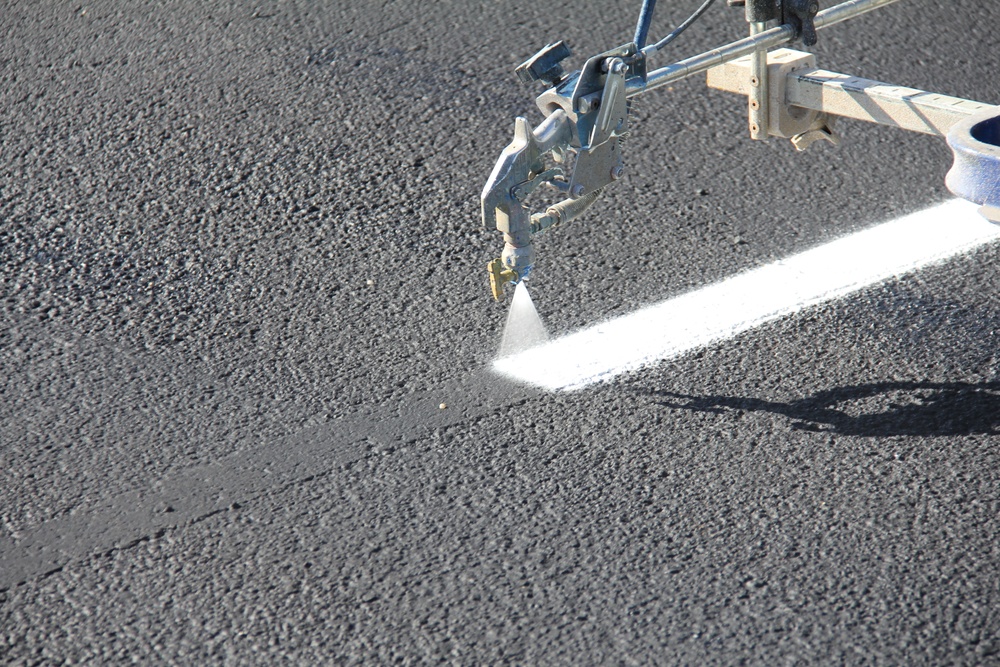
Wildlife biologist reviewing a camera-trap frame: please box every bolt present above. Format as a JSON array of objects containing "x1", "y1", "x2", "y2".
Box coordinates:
[
  {"x1": 610, "y1": 165, "x2": 624, "y2": 180},
  {"x1": 579, "y1": 96, "x2": 601, "y2": 114},
  {"x1": 749, "y1": 100, "x2": 760, "y2": 111},
  {"x1": 571, "y1": 184, "x2": 585, "y2": 198},
  {"x1": 750, "y1": 75, "x2": 760, "y2": 87}
]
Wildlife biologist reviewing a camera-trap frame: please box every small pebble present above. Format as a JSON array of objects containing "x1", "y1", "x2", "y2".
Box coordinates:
[
  {"x1": 439, "y1": 403, "x2": 447, "y2": 410},
  {"x1": 366, "y1": 279, "x2": 374, "y2": 286}
]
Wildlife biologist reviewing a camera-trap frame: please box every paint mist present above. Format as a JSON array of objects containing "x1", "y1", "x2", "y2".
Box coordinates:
[{"x1": 498, "y1": 281, "x2": 549, "y2": 358}]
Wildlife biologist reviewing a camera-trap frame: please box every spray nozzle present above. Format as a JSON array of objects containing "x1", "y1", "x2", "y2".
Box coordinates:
[
  {"x1": 488, "y1": 258, "x2": 519, "y2": 300},
  {"x1": 488, "y1": 245, "x2": 536, "y2": 300}
]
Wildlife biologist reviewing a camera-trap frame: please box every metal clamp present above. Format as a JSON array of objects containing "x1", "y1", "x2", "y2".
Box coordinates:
[{"x1": 707, "y1": 48, "x2": 839, "y2": 148}]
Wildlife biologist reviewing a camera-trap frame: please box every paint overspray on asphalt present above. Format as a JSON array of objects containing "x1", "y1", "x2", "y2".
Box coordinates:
[{"x1": 499, "y1": 281, "x2": 549, "y2": 358}]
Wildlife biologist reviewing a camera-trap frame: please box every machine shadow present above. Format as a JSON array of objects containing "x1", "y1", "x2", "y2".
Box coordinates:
[{"x1": 651, "y1": 380, "x2": 1000, "y2": 437}]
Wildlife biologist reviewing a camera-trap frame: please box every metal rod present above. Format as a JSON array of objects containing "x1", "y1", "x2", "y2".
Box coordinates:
[
  {"x1": 627, "y1": 0, "x2": 903, "y2": 97},
  {"x1": 748, "y1": 21, "x2": 769, "y2": 140},
  {"x1": 633, "y1": 0, "x2": 658, "y2": 50}
]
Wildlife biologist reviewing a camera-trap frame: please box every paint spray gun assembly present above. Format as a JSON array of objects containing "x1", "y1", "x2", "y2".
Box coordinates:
[
  {"x1": 481, "y1": 0, "x2": 1000, "y2": 300},
  {"x1": 482, "y1": 38, "x2": 635, "y2": 299}
]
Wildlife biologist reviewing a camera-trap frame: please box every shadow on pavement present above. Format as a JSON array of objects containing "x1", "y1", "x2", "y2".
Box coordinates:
[{"x1": 651, "y1": 381, "x2": 1000, "y2": 437}]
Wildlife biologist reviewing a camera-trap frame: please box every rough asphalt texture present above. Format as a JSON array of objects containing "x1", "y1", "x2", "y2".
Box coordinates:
[{"x1": 2, "y1": 0, "x2": 999, "y2": 663}]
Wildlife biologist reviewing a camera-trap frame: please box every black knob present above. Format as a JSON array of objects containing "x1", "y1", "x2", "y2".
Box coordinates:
[
  {"x1": 786, "y1": 0, "x2": 819, "y2": 46},
  {"x1": 515, "y1": 41, "x2": 572, "y2": 86}
]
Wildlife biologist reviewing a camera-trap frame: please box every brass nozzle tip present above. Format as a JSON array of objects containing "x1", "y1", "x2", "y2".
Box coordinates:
[{"x1": 487, "y1": 258, "x2": 517, "y2": 301}]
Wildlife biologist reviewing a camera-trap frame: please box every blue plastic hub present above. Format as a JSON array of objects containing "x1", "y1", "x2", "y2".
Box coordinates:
[{"x1": 946, "y1": 107, "x2": 1000, "y2": 221}]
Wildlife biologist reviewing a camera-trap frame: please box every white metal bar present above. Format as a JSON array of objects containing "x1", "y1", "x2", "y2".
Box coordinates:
[
  {"x1": 785, "y1": 69, "x2": 995, "y2": 136},
  {"x1": 707, "y1": 52, "x2": 994, "y2": 136}
]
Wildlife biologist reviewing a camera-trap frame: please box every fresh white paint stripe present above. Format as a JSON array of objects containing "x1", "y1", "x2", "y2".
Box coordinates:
[{"x1": 493, "y1": 199, "x2": 1000, "y2": 391}]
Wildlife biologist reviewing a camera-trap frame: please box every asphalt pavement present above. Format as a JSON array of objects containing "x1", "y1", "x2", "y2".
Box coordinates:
[{"x1": 2, "y1": 0, "x2": 999, "y2": 663}]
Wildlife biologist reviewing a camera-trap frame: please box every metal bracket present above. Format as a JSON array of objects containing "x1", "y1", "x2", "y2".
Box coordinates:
[
  {"x1": 707, "y1": 48, "x2": 836, "y2": 147},
  {"x1": 570, "y1": 44, "x2": 641, "y2": 148},
  {"x1": 567, "y1": 52, "x2": 633, "y2": 197}
]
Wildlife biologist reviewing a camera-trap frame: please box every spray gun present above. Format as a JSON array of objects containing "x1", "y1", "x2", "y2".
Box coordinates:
[
  {"x1": 481, "y1": 0, "x2": 1000, "y2": 300},
  {"x1": 482, "y1": 39, "x2": 638, "y2": 299}
]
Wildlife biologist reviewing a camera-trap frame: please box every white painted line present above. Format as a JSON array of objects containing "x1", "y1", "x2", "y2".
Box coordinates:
[{"x1": 493, "y1": 199, "x2": 1000, "y2": 391}]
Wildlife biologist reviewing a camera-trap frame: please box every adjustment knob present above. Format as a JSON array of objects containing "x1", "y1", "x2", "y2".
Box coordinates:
[
  {"x1": 515, "y1": 41, "x2": 572, "y2": 86},
  {"x1": 786, "y1": 0, "x2": 819, "y2": 47}
]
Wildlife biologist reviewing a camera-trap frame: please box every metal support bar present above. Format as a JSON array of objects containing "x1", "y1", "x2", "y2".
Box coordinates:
[
  {"x1": 785, "y1": 70, "x2": 995, "y2": 136},
  {"x1": 708, "y1": 51, "x2": 995, "y2": 136},
  {"x1": 626, "y1": 0, "x2": 902, "y2": 97},
  {"x1": 748, "y1": 21, "x2": 769, "y2": 140}
]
